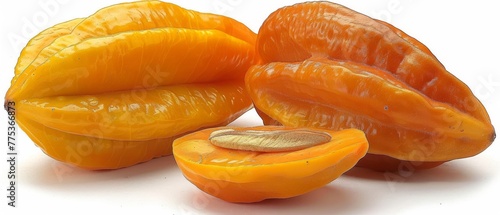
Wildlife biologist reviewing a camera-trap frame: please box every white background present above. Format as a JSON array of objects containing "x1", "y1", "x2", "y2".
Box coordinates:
[{"x1": 1, "y1": 0, "x2": 499, "y2": 214}]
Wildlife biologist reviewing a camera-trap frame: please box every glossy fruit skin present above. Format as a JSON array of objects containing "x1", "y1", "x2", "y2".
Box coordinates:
[
  {"x1": 5, "y1": 1, "x2": 257, "y2": 169},
  {"x1": 173, "y1": 126, "x2": 368, "y2": 203},
  {"x1": 14, "y1": 18, "x2": 83, "y2": 78},
  {"x1": 247, "y1": 2, "x2": 495, "y2": 170}
]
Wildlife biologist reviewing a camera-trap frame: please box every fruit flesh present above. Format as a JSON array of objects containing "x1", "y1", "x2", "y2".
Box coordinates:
[{"x1": 173, "y1": 126, "x2": 368, "y2": 202}]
